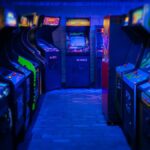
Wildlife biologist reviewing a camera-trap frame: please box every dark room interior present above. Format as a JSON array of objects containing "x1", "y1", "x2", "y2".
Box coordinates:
[{"x1": 0, "y1": 0, "x2": 150, "y2": 150}]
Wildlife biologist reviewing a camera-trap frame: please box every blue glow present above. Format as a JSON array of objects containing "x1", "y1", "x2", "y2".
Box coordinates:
[{"x1": 70, "y1": 36, "x2": 85, "y2": 47}]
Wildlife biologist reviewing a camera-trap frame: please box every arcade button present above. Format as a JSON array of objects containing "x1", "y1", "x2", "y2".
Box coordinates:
[
  {"x1": 12, "y1": 72, "x2": 16, "y2": 76},
  {"x1": 8, "y1": 76, "x2": 12, "y2": 79}
]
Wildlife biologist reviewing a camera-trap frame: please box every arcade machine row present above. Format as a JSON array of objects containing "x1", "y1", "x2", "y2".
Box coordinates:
[
  {"x1": 116, "y1": 5, "x2": 150, "y2": 150},
  {"x1": 101, "y1": 15, "x2": 132, "y2": 123},
  {"x1": 31, "y1": 15, "x2": 62, "y2": 91},
  {"x1": 65, "y1": 18, "x2": 91, "y2": 87},
  {"x1": 115, "y1": 13, "x2": 144, "y2": 122},
  {"x1": 18, "y1": 13, "x2": 46, "y2": 95},
  {"x1": 0, "y1": 8, "x2": 29, "y2": 149},
  {"x1": 94, "y1": 26, "x2": 103, "y2": 88}
]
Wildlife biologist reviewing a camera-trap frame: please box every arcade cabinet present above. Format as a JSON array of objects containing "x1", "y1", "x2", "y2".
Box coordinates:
[
  {"x1": 94, "y1": 26, "x2": 103, "y2": 88},
  {"x1": 138, "y1": 82, "x2": 150, "y2": 150},
  {"x1": 0, "y1": 82, "x2": 13, "y2": 150},
  {"x1": 115, "y1": 14, "x2": 143, "y2": 122},
  {"x1": 18, "y1": 13, "x2": 46, "y2": 94},
  {"x1": 121, "y1": 5, "x2": 150, "y2": 149},
  {"x1": 12, "y1": 14, "x2": 43, "y2": 112},
  {"x1": 101, "y1": 15, "x2": 133, "y2": 123},
  {"x1": 0, "y1": 9, "x2": 34, "y2": 131},
  {"x1": 0, "y1": 8, "x2": 28, "y2": 148},
  {"x1": 65, "y1": 18, "x2": 91, "y2": 87},
  {"x1": 30, "y1": 15, "x2": 62, "y2": 91}
]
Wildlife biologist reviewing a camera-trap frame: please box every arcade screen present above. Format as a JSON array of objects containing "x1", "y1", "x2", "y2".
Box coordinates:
[
  {"x1": 140, "y1": 48, "x2": 150, "y2": 69},
  {"x1": 70, "y1": 36, "x2": 86, "y2": 47}
]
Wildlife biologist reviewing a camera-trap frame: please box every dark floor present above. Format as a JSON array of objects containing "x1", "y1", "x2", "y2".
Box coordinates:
[{"x1": 27, "y1": 89, "x2": 131, "y2": 150}]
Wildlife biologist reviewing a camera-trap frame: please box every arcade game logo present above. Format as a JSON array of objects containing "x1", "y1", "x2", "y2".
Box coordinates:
[
  {"x1": 43, "y1": 17, "x2": 60, "y2": 26},
  {"x1": 132, "y1": 8, "x2": 143, "y2": 25},
  {"x1": 66, "y1": 19, "x2": 90, "y2": 26},
  {"x1": 5, "y1": 11, "x2": 17, "y2": 27},
  {"x1": 0, "y1": 8, "x2": 17, "y2": 28},
  {"x1": 19, "y1": 13, "x2": 39, "y2": 27}
]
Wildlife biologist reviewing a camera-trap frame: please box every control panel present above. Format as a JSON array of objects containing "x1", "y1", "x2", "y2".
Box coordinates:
[
  {"x1": 116, "y1": 63, "x2": 135, "y2": 76},
  {"x1": 123, "y1": 69, "x2": 149, "y2": 89},
  {"x1": 12, "y1": 62, "x2": 31, "y2": 77},
  {"x1": 0, "y1": 67, "x2": 25, "y2": 87},
  {"x1": 139, "y1": 82, "x2": 150, "y2": 90},
  {"x1": 38, "y1": 42, "x2": 59, "y2": 52}
]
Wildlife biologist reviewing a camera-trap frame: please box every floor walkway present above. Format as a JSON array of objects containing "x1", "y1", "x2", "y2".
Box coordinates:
[{"x1": 28, "y1": 89, "x2": 131, "y2": 150}]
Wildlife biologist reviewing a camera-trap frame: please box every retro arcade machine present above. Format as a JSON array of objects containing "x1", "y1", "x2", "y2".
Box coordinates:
[
  {"x1": 18, "y1": 14, "x2": 46, "y2": 94},
  {"x1": 138, "y1": 82, "x2": 150, "y2": 150},
  {"x1": 121, "y1": 5, "x2": 150, "y2": 149},
  {"x1": 115, "y1": 14, "x2": 144, "y2": 122},
  {"x1": 0, "y1": 81, "x2": 14, "y2": 150},
  {"x1": 11, "y1": 14, "x2": 43, "y2": 112},
  {"x1": 30, "y1": 16, "x2": 62, "y2": 91},
  {"x1": 65, "y1": 18, "x2": 91, "y2": 87},
  {"x1": 0, "y1": 8, "x2": 28, "y2": 148},
  {"x1": 94, "y1": 26, "x2": 103, "y2": 88},
  {"x1": 101, "y1": 15, "x2": 134, "y2": 123},
  {"x1": 0, "y1": 12, "x2": 33, "y2": 130}
]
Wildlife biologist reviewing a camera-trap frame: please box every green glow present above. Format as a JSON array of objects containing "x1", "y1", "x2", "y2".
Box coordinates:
[
  {"x1": 32, "y1": 102, "x2": 36, "y2": 111},
  {"x1": 18, "y1": 56, "x2": 36, "y2": 87},
  {"x1": 18, "y1": 56, "x2": 37, "y2": 111}
]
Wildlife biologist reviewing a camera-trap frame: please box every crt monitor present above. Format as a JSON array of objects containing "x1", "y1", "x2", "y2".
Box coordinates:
[{"x1": 70, "y1": 35, "x2": 86, "y2": 48}]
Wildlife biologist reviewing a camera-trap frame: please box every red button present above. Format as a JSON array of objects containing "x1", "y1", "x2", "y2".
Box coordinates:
[{"x1": 12, "y1": 72, "x2": 16, "y2": 76}]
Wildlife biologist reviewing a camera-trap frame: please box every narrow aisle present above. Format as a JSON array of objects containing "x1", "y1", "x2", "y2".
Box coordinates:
[{"x1": 28, "y1": 89, "x2": 130, "y2": 150}]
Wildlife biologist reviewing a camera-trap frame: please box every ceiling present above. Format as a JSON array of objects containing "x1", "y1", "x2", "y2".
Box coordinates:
[{"x1": 1, "y1": 0, "x2": 150, "y2": 2}]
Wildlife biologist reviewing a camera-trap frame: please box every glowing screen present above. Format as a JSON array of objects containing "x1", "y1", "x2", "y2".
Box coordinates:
[{"x1": 70, "y1": 36, "x2": 85, "y2": 47}]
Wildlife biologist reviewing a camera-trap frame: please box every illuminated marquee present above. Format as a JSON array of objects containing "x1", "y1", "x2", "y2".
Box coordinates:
[
  {"x1": 0, "y1": 8, "x2": 17, "y2": 28},
  {"x1": 19, "y1": 13, "x2": 39, "y2": 27},
  {"x1": 43, "y1": 17, "x2": 60, "y2": 26},
  {"x1": 132, "y1": 9, "x2": 143, "y2": 24},
  {"x1": 66, "y1": 19, "x2": 90, "y2": 26},
  {"x1": 5, "y1": 11, "x2": 17, "y2": 27},
  {"x1": 124, "y1": 16, "x2": 129, "y2": 26}
]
